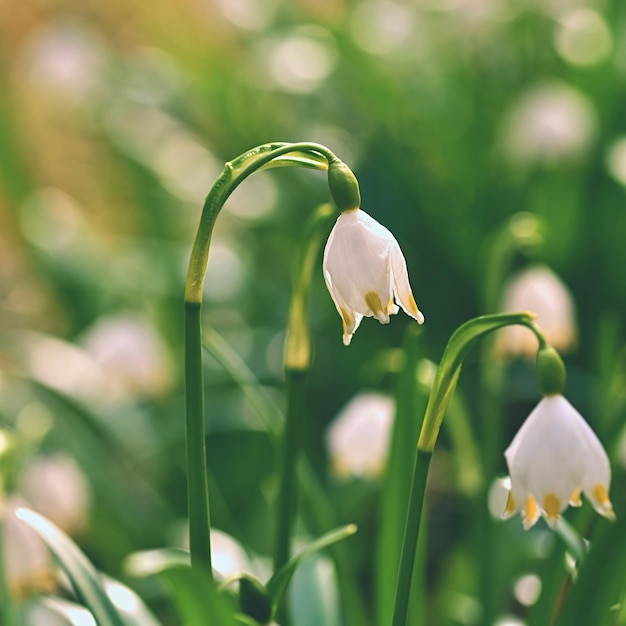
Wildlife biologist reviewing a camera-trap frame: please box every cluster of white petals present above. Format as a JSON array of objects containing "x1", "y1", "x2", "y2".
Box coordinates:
[
  {"x1": 323, "y1": 209, "x2": 424, "y2": 345},
  {"x1": 326, "y1": 392, "x2": 395, "y2": 479},
  {"x1": 503, "y1": 395, "x2": 614, "y2": 529},
  {"x1": 496, "y1": 265, "x2": 577, "y2": 358}
]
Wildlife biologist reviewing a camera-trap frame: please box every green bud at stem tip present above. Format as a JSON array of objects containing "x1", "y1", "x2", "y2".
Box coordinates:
[
  {"x1": 328, "y1": 160, "x2": 361, "y2": 212},
  {"x1": 536, "y1": 345, "x2": 566, "y2": 396}
]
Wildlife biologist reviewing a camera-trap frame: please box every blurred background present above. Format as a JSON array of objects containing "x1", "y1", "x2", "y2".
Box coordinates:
[{"x1": 2, "y1": 0, "x2": 626, "y2": 624}]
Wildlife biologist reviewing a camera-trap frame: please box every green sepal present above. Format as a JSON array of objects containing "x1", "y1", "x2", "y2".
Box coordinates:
[
  {"x1": 327, "y1": 160, "x2": 361, "y2": 212},
  {"x1": 536, "y1": 345, "x2": 566, "y2": 396}
]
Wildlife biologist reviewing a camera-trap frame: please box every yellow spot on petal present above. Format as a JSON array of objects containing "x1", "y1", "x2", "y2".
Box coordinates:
[
  {"x1": 569, "y1": 488, "x2": 582, "y2": 507},
  {"x1": 340, "y1": 308, "x2": 353, "y2": 332},
  {"x1": 407, "y1": 293, "x2": 419, "y2": 317},
  {"x1": 340, "y1": 308, "x2": 354, "y2": 345},
  {"x1": 593, "y1": 484, "x2": 616, "y2": 520},
  {"x1": 502, "y1": 491, "x2": 517, "y2": 518},
  {"x1": 543, "y1": 493, "x2": 561, "y2": 526},
  {"x1": 365, "y1": 292, "x2": 389, "y2": 323},
  {"x1": 523, "y1": 495, "x2": 540, "y2": 530}
]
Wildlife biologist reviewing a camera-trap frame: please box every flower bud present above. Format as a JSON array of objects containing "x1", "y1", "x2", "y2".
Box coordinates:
[
  {"x1": 327, "y1": 160, "x2": 361, "y2": 213},
  {"x1": 536, "y1": 345, "x2": 566, "y2": 396}
]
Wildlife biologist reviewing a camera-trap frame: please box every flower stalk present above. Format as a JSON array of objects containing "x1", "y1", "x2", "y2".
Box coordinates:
[
  {"x1": 275, "y1": 204, "x2": 335, "y2": 572},
  {"x1": 392, "y1": 312, "x2": 545, "y2": 626},
  {"x1": 184, "y1": 142, "x2": 338, "y2": 574}
]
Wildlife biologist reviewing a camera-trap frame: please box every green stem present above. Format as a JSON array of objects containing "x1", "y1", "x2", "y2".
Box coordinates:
[
  {"x1": 184, "y1": 142, "x2": 338, "y2": 574},
  {"x1": 391, "y1": 450, "x2": 432, "y2": 626},
  {"x1": 185, "y1": 302, "x2": 212, "y2": 574},
  {"x1": 392, "y1": 312, "x2": 550, "y2": 626},
  {"x1": 274, "y1": 369, "x2": 307, "y2": 572}
]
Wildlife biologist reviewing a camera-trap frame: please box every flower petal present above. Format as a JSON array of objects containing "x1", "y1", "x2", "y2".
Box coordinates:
[{"x1": 390, "y1": 242, "x2": 424, "y2": 323}]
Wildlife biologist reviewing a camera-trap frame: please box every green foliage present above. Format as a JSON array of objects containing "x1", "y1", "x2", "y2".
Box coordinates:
[{"x1": 2, "y1": 2, "x2": 626, "y2": 624}]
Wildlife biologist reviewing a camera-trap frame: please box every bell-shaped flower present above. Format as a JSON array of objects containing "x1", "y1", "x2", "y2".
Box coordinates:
[
  {"x1": 326, "y1": 392, "x2": 395, "y2": 479},
  {"x1": 323, "y1": 209, "x2": 424, "y2": 345},
  {"x1": 503, "y1": 395, "x2": 614, "y2": 529},
  {"x1": 495, "y1": 264, "x2": 577, "y2": 358}
]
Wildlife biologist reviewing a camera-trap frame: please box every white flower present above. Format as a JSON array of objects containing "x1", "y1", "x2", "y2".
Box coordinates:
[
  {"x1": 496, "y1": 264, "x2": 577, "y2": 358},
  {"x1": 500, "y1": 80, "x2": 597, "y2": 167},
  {"x1": 326, "y1": 392, "x2": 394, "y2": 478},
  {"x1": 503, "y1": 395, "x2": 614, "y2": 529},
  {"x1": 323, "y1": 209, "x2": 424, "y2": 346},
  {"x1": 20, "y1": 454, "x2": 91, "y2": 534}
]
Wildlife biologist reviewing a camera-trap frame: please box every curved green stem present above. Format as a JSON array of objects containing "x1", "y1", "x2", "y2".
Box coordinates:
[
  {"x1": 184, "y1": 142, "x2": 339, "y2": 575},
  {"x1": 417, "y1": 312, "x2": 545, "y2": 452},
  {"x1": 392, "y1": 312, "x2": 549, "y2": 626},
  {"x1": 185, "y1": 142, "x2": 336, "y2": 304}
]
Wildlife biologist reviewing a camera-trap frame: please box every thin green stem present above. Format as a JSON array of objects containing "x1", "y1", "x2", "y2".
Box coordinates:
[
  {"x1": 391, "y1": 450, "x2": 432, "y2": 626},
  {"x1": 393, "y1": 312, "x2": 552, "y2": 626},
  {"x1": 185, "y1": 142, "x2": 335, "y2": 304},
  {"x1": 184, "y1": 302, "x2": 212, "y2": 574},
  {"x1": 184, "y1": 142, "x2": 338, "y2": 575},
  {"x1": 274, "y1": 369, "x2": 307, "y2": 572}
]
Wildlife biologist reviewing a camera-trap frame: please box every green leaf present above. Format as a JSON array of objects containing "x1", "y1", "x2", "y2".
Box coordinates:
[
  {"x1": 103, "y1": 576, "x2": 163, "y2": 626},
  {"x1": 238, "y1": 574, "x2": 272, "y2": 624},
  {"x1": 125, "y1": 548, "x2": 238, "y2": 626},
  {"x1": 15, "y1": 508, "x2": 126, "y2": 626},
  {"x1": 27, "y1": 597, "x2": 97, "y2": 626},
  {"x1": 266, "y1": 524, "x2": 357, "y2": 619},
  {"x1": 556, "y1": 515, "x2": 626, "y2": 626}
]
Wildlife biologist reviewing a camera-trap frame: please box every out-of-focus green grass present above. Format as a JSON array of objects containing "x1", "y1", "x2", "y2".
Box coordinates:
[{"x1": 2, "y1": 1, "x2": 626, "y2": 624}]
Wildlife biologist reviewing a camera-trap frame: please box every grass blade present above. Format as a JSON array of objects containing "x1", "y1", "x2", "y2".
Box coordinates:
[{"x1": 15, "y1": 508, "x2": 125, "y2": 626}]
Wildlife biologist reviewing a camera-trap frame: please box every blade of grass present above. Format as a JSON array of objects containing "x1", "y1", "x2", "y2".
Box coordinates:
[
  {"x1": 266, "y1": 524, "x2": 358, "y2": 620},
  {"x1": 15, "y1": 508, "x2": 125, "y2": 626}
]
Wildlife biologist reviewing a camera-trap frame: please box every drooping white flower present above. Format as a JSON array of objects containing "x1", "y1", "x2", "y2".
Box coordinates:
[
  {"x1": 495, "y1": 264, "x2": 577, "y2": 358},
  {"x1": 503, "y1": 395, "x2": 614, "y2": 529},
  {"x1": 323, "y1": 209, "x2": 424, "y2": 346},
  {"x1": 326, "y1": 392, "x2": 395, "y2": 478}
]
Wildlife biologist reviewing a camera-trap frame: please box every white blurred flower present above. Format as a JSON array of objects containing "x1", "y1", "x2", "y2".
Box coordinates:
[
  {"x1": 503, "y1": 395, "x2": 614, "y2": 529},
  {"x1": 2, "y1": 496, "x2": 54, "y2": 598},
  {"x1": 495, "y1": 265, "x2": 577, "y2": 358},
  {"x1": 501, "y1": 81, "x2": 597, "y2": 167},
  {"x1": 326, "y1": 392, "x2": 395, "y2": 478},
  {"x1": 79, "y1": 314, "x2": 171, "y2": 398},
  {"x1": 20, "y1": 454, "x2": 90, "y2": 534},
  {"x1": 210, "y1": 529, "x2": 254, "y2": 579},
  {"x1": 323, "y1": 209, "x2": 424, "y2": 346}
]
